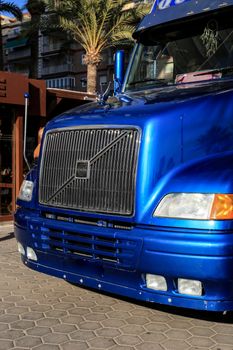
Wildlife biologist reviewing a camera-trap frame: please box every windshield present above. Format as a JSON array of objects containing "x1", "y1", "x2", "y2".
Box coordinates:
[{"x1": 125, "y1": 23, "x2": 233, "y2": 92}]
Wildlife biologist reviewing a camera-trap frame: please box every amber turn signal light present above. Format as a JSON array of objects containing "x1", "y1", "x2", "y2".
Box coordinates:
[{"x1": 210, "y1": 194, "x2": 233, "y2": 220}]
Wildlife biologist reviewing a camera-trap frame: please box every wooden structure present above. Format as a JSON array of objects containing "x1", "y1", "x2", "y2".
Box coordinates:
[{"x1": 0, "y1": 72, "x2": 95, "y2": 222}]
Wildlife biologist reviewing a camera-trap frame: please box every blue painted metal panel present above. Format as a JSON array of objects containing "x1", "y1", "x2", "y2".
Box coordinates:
[{"x1": 134, "y1": 0, "x2": 233, "y2": 39}]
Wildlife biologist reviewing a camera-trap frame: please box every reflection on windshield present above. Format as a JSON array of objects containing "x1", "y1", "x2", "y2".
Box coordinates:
[{"x1": 125, "y1": 26, "x2": 233, "y2": 91}]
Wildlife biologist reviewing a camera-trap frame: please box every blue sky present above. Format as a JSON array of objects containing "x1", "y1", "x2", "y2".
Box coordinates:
[{"x1": 14, "y1": 0, "x2": 26, "y2": 9}]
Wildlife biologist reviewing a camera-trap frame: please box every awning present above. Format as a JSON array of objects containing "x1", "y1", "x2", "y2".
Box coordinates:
[{"x1": 5, "y1": 38, "x2": 28, "y2": 49}]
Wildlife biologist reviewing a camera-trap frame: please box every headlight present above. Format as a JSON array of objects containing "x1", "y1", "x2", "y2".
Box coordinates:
[
  {"x1": 18, "y1": 180, "x2": 34, "y2": 202},
  {"x1": 154, "y1": 193, "x2": 233, "y2": 220}
]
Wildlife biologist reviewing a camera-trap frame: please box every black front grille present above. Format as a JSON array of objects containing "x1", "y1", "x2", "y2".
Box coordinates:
[
  {"x1": 30, "y1": 222, "x2": 142, "y2": 270},
  {"x1": 39, "y1": 128, "x2": 140, "y2": 215}
]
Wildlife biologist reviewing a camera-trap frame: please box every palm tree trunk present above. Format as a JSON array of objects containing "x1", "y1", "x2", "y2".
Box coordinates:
[
  {"x1": 0, "y1": 17, "x2": 4, "y2": 71},
  {"x1": 87, "y1": 63, "x2": 97, "y2": 94}
]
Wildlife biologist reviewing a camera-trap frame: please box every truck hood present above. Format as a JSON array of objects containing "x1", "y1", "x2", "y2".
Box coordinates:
[
  {"x1": 42, "y1": 79, "x2": 233, "y2": 226},
  {"x1": 49, "y1": 78, "x2": 233, "y2": 128}
]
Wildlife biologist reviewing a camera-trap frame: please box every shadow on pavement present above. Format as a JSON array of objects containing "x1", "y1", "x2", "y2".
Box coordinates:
[
  {"x1": 0, "y1": 231, "x2": 14, "y2": 242},
  {"x1": 70, "y1": 282, "x2": 233, "y2": 323}
]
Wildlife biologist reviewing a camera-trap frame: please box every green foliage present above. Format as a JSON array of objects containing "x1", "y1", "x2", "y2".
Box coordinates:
[
  {"x1": 44, "y1": 0, "x2": 148, "y2": 65},
  {"x1": 0, "y1": 1, "x2": 22, "y2": 21},
  {"x1": 0, "y1": 1, "x2": 23, "y2": 70}
]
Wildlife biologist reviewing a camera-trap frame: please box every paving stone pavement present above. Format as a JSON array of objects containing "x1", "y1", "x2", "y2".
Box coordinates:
[{"x1": 1, "y1": 225, "x2": 233, "y2": 350}]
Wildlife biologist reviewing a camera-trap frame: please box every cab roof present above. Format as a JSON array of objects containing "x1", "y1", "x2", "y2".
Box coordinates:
[{"x1": 133, "y1": 0, "x2": 233, "y2": 41}]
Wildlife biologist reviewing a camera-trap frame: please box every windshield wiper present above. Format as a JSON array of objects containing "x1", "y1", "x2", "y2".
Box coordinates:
[
  {"x1": 128, "y1": 78, "x2": 168, "y2": 86},
  {"x1": 194, "y1": 66, "x2": 233, "y2": 77}
]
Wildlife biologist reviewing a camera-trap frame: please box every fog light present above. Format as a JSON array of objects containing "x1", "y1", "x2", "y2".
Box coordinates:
[
  {"x1": 26, "y1": 247, "x2": 37, "y2": 261},
  {"x1": 178, "y1": 278, "x2": 202, "y2": 296},
  {"x1": 146, "y1": 274, "x2": 167, "y2": 291},
  {"x1": 17, "y1": 242, "x2": 25, "y2": 256}
]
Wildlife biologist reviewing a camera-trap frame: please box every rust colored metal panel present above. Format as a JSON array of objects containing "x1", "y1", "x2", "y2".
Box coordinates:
[
  {"x1": 29, "y1": 79, "x2": 47, "y2": 117},
  {"x1": 0, "y1": 72, "x2": 28, "y2": 106}
]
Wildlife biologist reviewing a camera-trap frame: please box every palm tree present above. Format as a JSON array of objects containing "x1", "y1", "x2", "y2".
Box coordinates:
[
  {"x1": 0, "y1": 1, "x2": 22, "y2": 71},
  {"x1": 25, "y1": 0, "x2": 46, "y2": 78},
  {"x1": 45, "y1": 0, "x2": 147, "y2": 93}
]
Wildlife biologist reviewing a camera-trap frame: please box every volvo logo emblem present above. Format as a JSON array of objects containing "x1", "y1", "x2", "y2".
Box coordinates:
[{"x1": 75, "y1": 161, "x2": 90, "y2": 179}]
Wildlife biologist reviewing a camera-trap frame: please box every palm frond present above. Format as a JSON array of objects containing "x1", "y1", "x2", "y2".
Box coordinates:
[{"x1": 0, "y1": 2, "x2": 23, "y2": 21}]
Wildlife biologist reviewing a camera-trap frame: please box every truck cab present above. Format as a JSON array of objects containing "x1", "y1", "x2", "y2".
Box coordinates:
[{"x1": 15, "y1": 0, "x2": 233, "y2": 311}]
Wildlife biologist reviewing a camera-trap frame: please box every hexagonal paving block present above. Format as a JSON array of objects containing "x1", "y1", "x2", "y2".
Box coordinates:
[
  {"x1": 111, "y1": 303, "x2": 135, "y2": 312},
  {"x1": 211, "y1": 346, "x2": 233, "y2": 350},
  {"x1": 107, "y1": 311, "x2": 131, "y2": 319},
  {"x1": 188, "y1": 336, "x2": 216, "y2": 348},
  {"x1": 15, "y1": 336, "x2": 42, "y2": 348},
  {"x1": 88, "y1": 337, "x2": 116, "y2": 348},
  {"x1": 61, "y1": 296, "x2": 82, "y2": 303},
  {"x1": 121, "y1": 324, "x2": 145, "y2": 335},
  {"x1": 6, "y1": 306, "x2": 29, "y2": 315},
  {"x1": 101, "y1": 319, "x2": 126, "y2": 328},
  {"x1": 130, "y1": 309, "x2": 154, "y2": 317},
  {"x1": 90, "y1": 306, "x2": 113, "y2": 313},
  {"x1": 61, "y1": 341, "x2": 89, "y2": 350},
  {"x1": 148, "y1": 314, "x2": 172, "y2": 323},
  {"x1": 70, "y1": 330, "x2": 95, "y2": 341},
  {"x1": 43, "y1": 332, "x2": 69, "y2": 344},
  {"x1": 27, "y1": 326, "x2": 52, "y2": 337},
  {"x1": 45, "y1": 310, "x2": 68, "y2": 318},
  {"x1": 167, "y1": 320, "x2": 192, "y2": 330},
  {"x1": 165, "y1": 329, "x2": 191, "y2": 340},
  {"x1": 68, "y1": 308, "x2": 90, "y2": 316},
  {"x1": 30, "y1": 305, "x2": 52, "y2": 312},
  {"x1": 96, "y1": 327, "x2": 121, "y2": 338},
  {"x1": 0, "y1": 339, "x2": 13, "y2": 350},
  {"x1": 79, "y1": 321, "x2": 102, "y2": 330},
  {"x1": 60, "y1": 315, "x2": 84, "y2": 325},
  {"x1": 3, "y1": 296, "x2": 24, "y2": 303},
  {"x1": 52, "y1": 323, "x2": 77, "y2": 333},
  {"x1": 0, "y1": 329, "x2": 25, "y2": 340},
  {"x1": 140, "y1": 331, "x2": 167, "y2": 343},
  {"x1": 136, "y1": 343, "x2": 164, "y2": 350},
  {"x1": 84, "y1": 313, "x2": 107, "y2": 321},
  {"x1": 11, "y1": 320, "x2": 35, "y2": 330},
  {"x1": 36, "y1": 318, "x2": 60, "y2": 327},
  {"x1": 73, "y1": 301, "x2": 96, "y2": 308},
  {"x1": 212, "y1": 334, "x2": 233, "y2": 346},
  {"x1": 21, "y1": 312, "x2": 44, "y2": 321},
  {"x1": 189, "y1": 326, "x2": 215, "y2": 337},
  {"x1": 125, "y1": 317, "x2": 149, "y2": 326},
  {"x1": 111, "y1": 346, "x2": 134, "y2": 350},
  {"x1": 116, "y1": 334, "x2": 142, "y2": 346},
  {"x1": 162, "y1": 339, "x2": 189, "y2": 350},
  {"x1": 0, "y1": 323, "x2": 9, "y2": 332},
  {"x1": 34, "y1": 344, "x2": 60, "y2": 350},
  {"x1": 52, "y1": 303, "x2": 75, "y2": 310},
  {"x1": 189, "y1": 319, "x2": 215, "y2": 327},
  {"x1": 145, "y1": 322, "x2": 170, "y2": 333},
  {"x1": 0, "y1": 314, "x2": 20, "y2": 323},
  {"x1": 213, "y1": 324, "x2": 233, "y2": 334}
]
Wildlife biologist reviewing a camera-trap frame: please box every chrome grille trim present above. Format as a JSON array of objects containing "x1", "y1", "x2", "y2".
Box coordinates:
[
  {"x1": 30, "y1": 221, "x2": 143, "y2": 271},
  {"x1": 39, "y1": 127, "x2": 140, "y2": 215}
]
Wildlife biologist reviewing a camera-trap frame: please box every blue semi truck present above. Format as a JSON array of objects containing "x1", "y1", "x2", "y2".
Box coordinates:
[{"x1": 14, "y1": 0, "x2": 233, "y2": 311}]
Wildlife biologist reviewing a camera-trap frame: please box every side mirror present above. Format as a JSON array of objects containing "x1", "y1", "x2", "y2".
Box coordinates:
[{"x1": 114, "y1": 50, "x2": 125, "y2": 95}]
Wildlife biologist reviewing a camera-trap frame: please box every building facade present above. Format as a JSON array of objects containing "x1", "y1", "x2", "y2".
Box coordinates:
[
  {"x1": 2, "y1": 0, "x2": 153, "y2": 91},
  {"x1": 2, "y1": 14, "x2": 115, "y2": 92}
]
